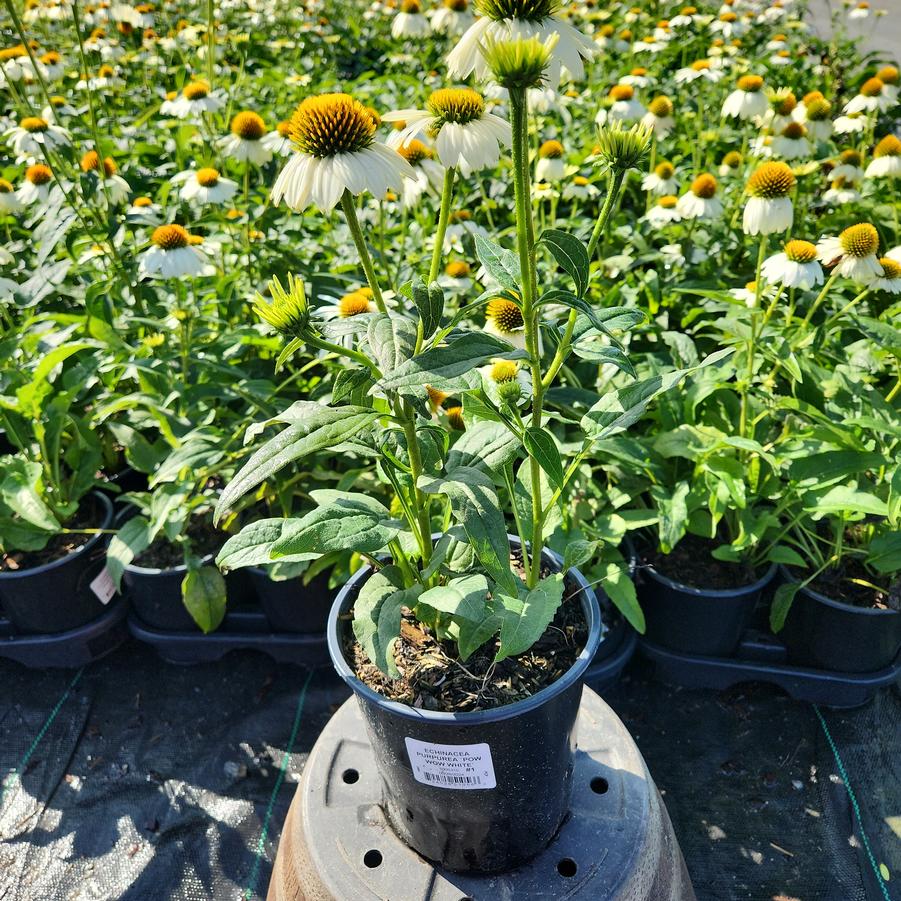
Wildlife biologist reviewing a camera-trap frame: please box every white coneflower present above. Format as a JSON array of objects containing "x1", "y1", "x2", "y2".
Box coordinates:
[
  {"x1": 318, "y1": 288, "x2": 377, "y2": 321},
  {"x1": 761, "y1": 239, "x2": 823, "y2": 289},
  {"x1": 221, "y1": 111, "x2": 272, "y2": 165},
  {"x1": 484, "y1": 296, "x2": 526, "y2": 349},
  {"x1": 597, "y1": 83, "x2": 645, "y2": 124},
  {"x1": 392, "y1": 0, "x2": 430, "y2": 38},
  {"x1": 431, "y1": 0, "x2": 474, "y2": 34},
  {"x1": 677, "y1": 173, "x2": 723, "y2": 220},
  {"x1": 865, "y1": 135, "x2": 901, "y2": 179},
  {"x1": 562, "y1": 174, "x2": 599, "y2": 200},
  {"x1": 823, "y1": 176, "x2": 862, "y2": 205},
  {"x1": 771, "y1": 122, "x2": 812, "y2": 160},
  {"x1": 17, "y1": 163, "x2": 55, "y2": 205},
  {"x1": 38, "y1": 50, "x2": 63, "y2": 80},
  {"x1": 261, "y1": 120, "x2": 294, "y2": 157},
  {"x1": 876, "y1": 65, "x2": 899, "y2": 104},
  {"x1": 447, "y1": 0, "x2": 596, "y2": 89},
  {"x1": 743, "y1": 161, "x2": 795, "y2": 236},
  {"x1": 438, "y1": 259, "x2": 475, "y2": 292},
  {"x1": 535, "y1": 139, "x2": 566, "y2": 181},
  {"x1": 816, "y1": 223, "x2": 883, "y2": 284},
  {"x1": 622, "y1": 67, "x2": 652, "y2": 89},
  {"x1": 722, "y1": 74, "x2": 768, "y2": 120},
  {"x1": 42, "y1": 94, "x2": 77, "y2": 122},
  {"x1": 833, "y1": 112, "x2": 867, "y2": 135},
  {"x1": 126, "y1": 195, "x2": 162, "y2": 225},
  {"x1": 384, "y1": 87, "x2": 510, "y2": 176},
  {"x1": 670, "y1": 5, "x2": 699, "y2": 28},
  {"x1": 272, "y1": 93, "x2": 413, "y2": 212},
  {"x1": 633, "y1": 34, "x2": 666, "y2": 54},
  {"x1": 173, "y1": 166, "x2": 239, "y2": 204},
  {"x1": 396, "y1": 139, "x2": 445, "y2": 207},
  {"x1": 640, "y1": 95, "x2": 675, "y2": 138},
  {"x1": 848, "y1": 2, "x2": 870, "y2": 20},
  {"x1": 642, "y1": 160, "x2": 678, "y2": 195},
  {"x1": 5, "y1": 116, "x2": 70, "y2": 161},
  {"x1": 479, "y1": 358, "x2": 531, "y2": 407},
  {"x1": 0, "y1": 178, "x2": 23, "y2": 214},
  {"x1": 793, "y1": 95, "x2": 833, "y2": 141},
  {"x1": 675, "y1": 58, "x2": 723, "y2": 84},
  {"x1": 831, "y1": 149, "x2": 865, "y2": 182},
  {"x1": 872, "y1": 257, "x2": 901, "y2": 294},
  {"x1": 710, "y1": 10, "x2": 745, "y2": 39},
  {"x1": 139, "y1": 224, "x2": 210, "y2": 279},
  {"x1": 844, "y1": 77, "x2": 891, "y2": 114},
  {"x1": 645, "y1": 194, "x2": 682, "y2": 227},
  {"x1": 769, "y1": 49, "x2": 794, "y2": 68},
  {"x1": 165, "y1": 79, "x2": 223, "y2": 119},
  {"x1": 593, "y1": 24, "x2": 629, "y2": 54},
  {"x1": 80, "y1": 151, "x2": 130, "y2": 204},
  {"x1": 731, "y1": 280, "x2": 775, "y2": 308},
  {"x1": 718, "y1": 150, "x2": 743, "y2": 177}
]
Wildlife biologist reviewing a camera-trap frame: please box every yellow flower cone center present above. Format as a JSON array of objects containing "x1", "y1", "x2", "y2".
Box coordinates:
[
  {"x1": 538, "y1": 139, "x2": 564, "y2": 159},
  {"x1": 276, "y1": 119, "x2": 292, "y2": 138},
  {"x1": 691, "y1": 60, "x2": 711, "y2": 71},
  {"x1": 152, "y1": 224, "x2": 190, "y2": 250},
  {"x1": 26, "y1": 164, "x2": 53, "y2": 185},
  {"x1": 874, "y1": 135, "x2": 901, "y2": 158},
  {"x1": 289, "y1": 93, "x2": 375, "y2": 157},
  {"x1": 80, "y1": 151, "x2": 117, "y2": 175},
  {"x1": 647, "y1": 96, "x2": 673, "y2": 117},
  {"x1": 338, "y1": 292, "x2": 372, "y2": 317},
  {"x1": 802, "y1": 90, "x2": 824, "y2": 105},
  {"x1": 490, "y1": 360, "x2": 518, "y2": 382},
  {"x1": 781, "y1": 121, "x2": 806, "y2": 140},
  {"x1": 183, "y1": 80, "x2": 210, "y2": 100},
  {"x1": 21, "y1": 116, "x2": 49, "y2": 133},
  {"x1": 878, "y1": 258, "x2": 901, "y2": 279},
  {"x1": 445, "y1": 260, "x2": 471, "y2": 278},
  {"x1": 805, "y1": 98, "x2": 832, "y2": 120},
  {"x1": 609, "y1": 84, "x2": 634, "y2": 102},
  {"x1": 427, "y1": 385, "x2": 448, "y2": 407},
  {"x1": 400, "y1": 0, "x2": 421, "y2": 12},
  {"x1": 840, "y1": 149, "x2": 862, "y2": 165},
  {"x1": 877, "y1": 65, "x2": 899, "y2": 86},
  {"x1": 860, "y1": 77, "x2": 884, "y2": 98},
  {"x1": 737, "y1": 74, "x2": 764, "y2": 92},
  {"x1": 744, "y1": 281, "x2": 758, "y2": 293},
  {"x1": 654, "y1": 161, "x2": 675, "y2": 179},
  {"x1": 427, "y1": 87, "x2": 485, "y2": 125},
  {"x1": 446, "y1": 406, "x2": 464, "y2": 430},
  {"x1": 486, "y1": 298, "x2": 524, "y2": 333},
  {"x1": 397, "y1": 138, "x2": 434, "y2": 164},
  {"x1": 784, "y1": 240, "x2": 817, "y2": 263},
  {"x1": 444, "y1": 0, "x2": 468, "y2": 9},
  {"x1": 133, "y1": 196, "x2": 153, "y2": 207},
  {"x1": 747, "y1": 161, "x2": 795, "y2": 198},
  {"x1": 195, "y1": 167, "x2": 220, "y2": 186},
  {"x1": 0, "y1": 179, "x2": 12, "y2": 193},
  {"x1": 839, "y1": 223, "x2": 879, "y2": 257},
  {"x1": 722, "y1": 151, "x2": 742, "y2": 168},
  {"x1": 681, "y1": 5, "x2": 697, "y2": 13},
  {"x1": 720, "y1": 11, "x2": 737, "y2": 22},
  {"x1": 631, "y1": 67, "x2": 647, "y2": 76},
  {"x1": 691, "y1": 174, "x2": 717, "y2": 198},
  {"x1": 573, "y1": 175, "x2": 589, "y2": 186},
  {"x1": 231, "y1": 111, "x2": 267, "y2": 140},
  {"x1": 659, "y1": 195, "x2": 678, "y2": 208}
]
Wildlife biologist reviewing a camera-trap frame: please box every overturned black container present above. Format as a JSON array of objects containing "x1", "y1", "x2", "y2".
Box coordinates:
[
  {"x1": 779, "y1": 566, "x2": 901, "y2": 674},
  {"x1": 0, "y1": 492, "x2": 115, "y2": 634},
  {"x1": 248, "y1": 567, "x2": 335, "y2": 633},
  {"x1": 632, "y1": 539, "x2": 776, "y2": 657},
  {"x1": 327, "y1": 543, "x2": 602, "y2": 875}
]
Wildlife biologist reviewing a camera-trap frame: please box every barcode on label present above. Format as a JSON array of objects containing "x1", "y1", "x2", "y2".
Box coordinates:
[
  {"x1": 405, "y1": 737, "x2": 497, "y2": 790},
  {"x1": 422, "y1": 772, "x2": 483, "y2": 786}
]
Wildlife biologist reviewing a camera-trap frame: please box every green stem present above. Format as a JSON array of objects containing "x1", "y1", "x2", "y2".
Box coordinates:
[
  {"x1": 739, "y1": 234, "x2": 769, "y2": 440},
  {"x1": 587, "y1": 168, "x2": 626, "y2": 260},
  {"x1": 340, "y1": 190, "x2": 387, "y2": 313},
  {"x1": 429, "y1": 166, "x2": 456, "y2": 285},
  {"x1": 400, "y1": 407, "x2": 432, "y2": 566}
]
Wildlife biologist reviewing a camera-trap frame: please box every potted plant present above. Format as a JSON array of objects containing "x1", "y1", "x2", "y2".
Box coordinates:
[
  {"x1": 215, "y1": 41, "x2": 726, "y2": 873},
  {"x1": 0, "y1": 340, "x2": 115, "y2": 634}
]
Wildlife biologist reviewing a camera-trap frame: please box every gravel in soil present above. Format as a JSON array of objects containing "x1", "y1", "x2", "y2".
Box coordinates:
[
  {"x1": 347, "y1": 561, "x2": 589, "y2": 713},
  {"x1": 643, "y1": 533, "x2": 761, "y2": 590}
]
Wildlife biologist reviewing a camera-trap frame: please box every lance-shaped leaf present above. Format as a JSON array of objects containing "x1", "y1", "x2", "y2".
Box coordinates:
[
  {"x1": 353, "y1": 566, "x2": 420, "y2": 678},
  {"x1": 474, "y1": 234, "x2": 520, "y2": 291},
  {"x1": 417, "y1": 574, "x2": 490, "y2": 622},
  {"x1": 539, "y1": 229, "x2": 589, "y2": 298},
  {"x1": 770, "y1": 582, "x2": 801, "y2": 632},
  {"x1": 494, "y1": 574, "x2": 564, "y2": 662},
  {"x1": 271, "y1": 495, "x2": 402, "y2": 557},
  {"x1": 411, "y1": 276, "x2": 444, "y2": 339},
  {"x1": 446, "y1": 420, "x2": 520, "y2": 480},
  {"x1": 523, "y1": 427, "x2": 565, "y2": 489},
  {"x1": 419, "y1": 467, "x2": 517, "y2": 596},
  {"x1": 216, "y1": 518, "x2": 318, "y2": 571},
  {"x1": 107, "y1": 516, "x2": 153, "y2": 590},
  {"x1": 377, "y1": 334, "x2": 525, "y2": 393},
  {"x1": 457, "y1": 603, "x2": 504, "y2": 660},
  {"x1": 214, "y1": 403, "x2": 380, "y2": 522},
  {"x1": 182, "y1": 566, "x2": 227, "y2": 634},
  {"x1": 366, "y1": 313, "x2": 418, "y2": 376}
]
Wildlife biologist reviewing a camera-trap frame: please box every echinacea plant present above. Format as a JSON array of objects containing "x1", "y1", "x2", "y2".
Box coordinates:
[{"x1": 214, "y1": 38, "x2": 727, "y2": 677}]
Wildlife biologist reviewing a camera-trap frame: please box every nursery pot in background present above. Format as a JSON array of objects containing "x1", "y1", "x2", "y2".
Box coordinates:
[
  {"x1": 631, "y1": 539, "x2": 776, "y2": 657},
  {"x1": 327, "y1": 542, "x2": 602, "y2": 875},
  {"x1": 0, "y1": 491, "x2": 115, "y2": 634},
  {"x1": 248, "y1": 567, "x2": 335, "y2": 633},
  {"x1": 779, "y1": 566, "x2": 901, "y2": 674}
]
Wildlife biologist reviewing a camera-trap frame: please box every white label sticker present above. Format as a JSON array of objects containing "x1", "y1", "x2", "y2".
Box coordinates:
[
  {"x1": 90, "y1": 567, "x2": 117, "y2": 605},
  {"x1": 404, "y1": 737, "x2": 496, "y2": 790}
]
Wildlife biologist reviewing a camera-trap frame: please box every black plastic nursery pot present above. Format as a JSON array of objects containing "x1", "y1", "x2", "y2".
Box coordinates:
[
  {"x1": 248, "y1": 567, "x2": 335, "y2": 633},
  {"x1": 0, "y1": 491, "x2": 116, "y2": 635},
  {"x1": 779, "y1": 565, "x2": 901, "y2": 674},
  {"x1": 632, "y1": 539, "x2": 777, "y2": 657},
  {"x1": 327, "y1": 545, "x2": 602, "y2": 875}
]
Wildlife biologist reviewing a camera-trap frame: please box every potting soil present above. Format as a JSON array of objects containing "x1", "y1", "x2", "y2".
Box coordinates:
[{"x1": 0, "y1": 646, "x2": 898, "y2": 900}]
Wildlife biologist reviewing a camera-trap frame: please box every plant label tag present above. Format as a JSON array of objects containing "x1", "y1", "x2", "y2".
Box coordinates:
[
  {"x1": 90, "y1": 567, "x2": 117, "y2": 605},
  {"x1": 404, "y1": 737, "x2": 496, "y2": 790}
]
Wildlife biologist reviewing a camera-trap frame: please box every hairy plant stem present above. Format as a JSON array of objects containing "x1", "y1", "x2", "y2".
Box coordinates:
[
  {"x1": 341, "y1": 190, "x2": 387, "y2": 313},
  {"x1": 510, "y1": 87, "x2": 543, "y2": 588},
  {"x1": 428, "y1": 166, "x2": 456, "y2": 285},
  {"x1": 739, "y1": 233, "x2": 769, "y2": 440}
]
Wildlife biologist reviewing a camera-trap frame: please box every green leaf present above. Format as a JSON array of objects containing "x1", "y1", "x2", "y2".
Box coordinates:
[
  {"x1": 539, "y1": 229, "x2": 589, "y2": 297},
  {"x1": 417, "y1": 574, "x2": 490, "y2": 621},
  {"x1": 352, "y1": 566, "x2": 420, "y2": 678},
  {"x1": 456, "y1": 605, "x2": 504, "y2": 660},
  {"x1": 366, "y1": 313, "x2": 418, "y2": 376},
  {"x1": 106, "y1": 516, "x2": 153, "y2": 590},
  {"x1": 803, "y1": 485, "x2": 888, "y2": 518},
  {"x1": 182, "y1": 566, "x2": 227, "y2": 634},
  {"x1": 563, "y1": 539, "x2": 599, "y2": 572},
  {"x1": 411, "y1": 276, "x2": 444, "y2": 338},
  {"x1": 523, "y1": 427, "x2": 565, "y2": 489},
  {"x1": 0, "y1": 459, "x2": 60, "y2": 534},
  {"x1": 215, "y1": 518, "x2": 319, "y2": 571},
  {"x1": 332, "y1": 368, "x2": 374, "y2": 405},
  {"x1": 770, "y1": 582, "x2": 801, "y2": 632},
  {"x1": 789, "y1": 451, "x2": 884, "y2": 488},
  {"x1": 474, "y1": 234, "x2": 520, "y2": 291},
  {"x1": 889, "y1": 465, "x2": 901, "y2": 528},
  {"x1": 766, "y1": 545, "x2": 807, "y2": 568},
  {"x1": 866, "y1": 532, "x2": 901, "y2": 574},
  {"x1": 271, "y1": 496, "x2": 402, "y2": 558},
  {"x1": 447, "y1": 420, "x2": 520, "y2": 480},
  {"x1": 651, "y1": 481, "x2": 689, "y2": 554},
  {"x1": 378, "y1": 333, "x2": 525, "y2": 393},
  {"x1": 495, "y1": 574, "x2": 564, "y2": 662},
  {"x1": 419, "y1": 467, "x2": 517, "y2": 596},
  {"x1": 599, "y1": 548, "x2": 645, "y2": 633},
  {"x1": 215, "y1": 403, "x2": 380, "y2": 522},
  {"x1": 150, "y1": 438, "x2": 224, "y2": 488}
]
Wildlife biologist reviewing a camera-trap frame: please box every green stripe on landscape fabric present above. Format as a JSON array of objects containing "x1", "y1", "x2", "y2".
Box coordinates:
[
  {"x1": 243, "y1": 668, "x2": 315, "y2": 900},
  {"x1": 814, "y1": 705, "x2": 892, "y2": 901},
  {"x1": 1, "y1": 667, "x2": 85, "y2": 810}
]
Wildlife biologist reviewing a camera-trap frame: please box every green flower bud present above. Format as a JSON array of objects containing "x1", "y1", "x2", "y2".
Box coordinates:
[
  {"x1": 482, "y1": 34, "x2": 557, "y2": 90},
  {"x1": 253, "y1": 274, "x2": 310, "y2": 337},
  {"x1": 594, "y1": 121, "x2": 653, "y2": 172}
]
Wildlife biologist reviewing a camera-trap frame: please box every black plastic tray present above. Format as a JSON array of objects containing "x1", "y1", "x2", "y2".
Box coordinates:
[
  {"x1": 638, "y1": 629, "x2": 901, "y2": 708},
  {"x1": 127, "y1": 609, "x2": 332, "y2": 667},
  {"x1": 0, "y1": 599, "x2": 130, "y2": 668}
]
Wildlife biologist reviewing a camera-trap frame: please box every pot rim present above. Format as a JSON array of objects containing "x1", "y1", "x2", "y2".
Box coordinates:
[
  {"x1": 778, "y1": 563, "x2": 901, "y2": 618},
  {"x1": 125, "y1": 553, "x2": 214, "y2": 576},
  {"x1": 627, "y1": 535, "x2": 776, "y2": 598},
  {"x1": 0, "y1": 490, "x2": 113, "y2": 581},
  {"x1": 327, "y1": 538, "x2": 602, "y2": 724}
]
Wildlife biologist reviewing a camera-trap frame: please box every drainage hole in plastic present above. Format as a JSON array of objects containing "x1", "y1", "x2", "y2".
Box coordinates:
[
  {"x1": 363, "y1": 850, "x2": 383, "y2": 868},
  {"x1": 557, "y1": 859, "x2": 577, "y2": 878},
  {"x1": 342, "y1": 768, "x2": 359, "y2": 784},
  {"x1": 590, "y1": 776, "x2": 609, "y2": 794}
]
